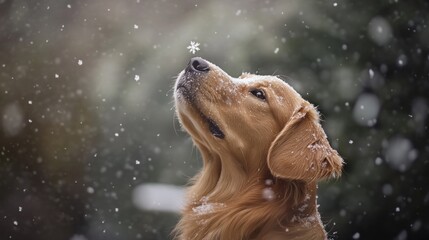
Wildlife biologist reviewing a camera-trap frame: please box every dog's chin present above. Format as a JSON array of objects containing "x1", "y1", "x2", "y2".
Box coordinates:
[{"x1": 175, "y1": 73, "x2": 193, "y2": 103}]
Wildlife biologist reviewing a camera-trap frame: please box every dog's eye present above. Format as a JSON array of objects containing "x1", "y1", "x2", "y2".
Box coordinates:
[{"x1": 250, "y1": 89, "x2": 266, "y2": 100}]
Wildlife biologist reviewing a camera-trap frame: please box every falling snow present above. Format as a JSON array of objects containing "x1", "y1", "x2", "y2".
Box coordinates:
[
  {"x1": 274, "y1": 47, "x2": 279, "y2": 54},
  {"x1": 368, "y1": 69, "x2": 374, "y2": 79},
  {"x1": 187, "y1": 41, "x2": 200, "y2": 54},
  {"x1": 87, "y1": 186, "x2": 95, "y2": 194},
  {"x1": 262, "y1": 187, "x2": 275, "y2": 201},
  {"x1": 368, "y1": 17, "x2": 392, "y2": 45},
  {"x1": 375, "y1": 157, "x2": 383, "y2": 165}
]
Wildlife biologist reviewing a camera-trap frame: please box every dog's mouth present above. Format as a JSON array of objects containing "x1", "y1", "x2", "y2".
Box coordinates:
[
  {"x1": 175, "y1": 57, "x2": 225, "y2": 139},
  {"x1": 202, "y1": 114, "x2": 225, "y2": 139}
]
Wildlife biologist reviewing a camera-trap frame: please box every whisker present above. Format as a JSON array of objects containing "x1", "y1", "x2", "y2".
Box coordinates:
[
  {"x1": 276, "y1": 74, "x2": 293, "y2": 83},
  {"x1": 272, "y1": 69, "x2": 279, "y2": 76}
]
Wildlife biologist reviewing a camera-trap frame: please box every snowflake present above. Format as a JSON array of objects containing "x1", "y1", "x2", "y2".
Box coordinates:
[{"x1": 187, "y1": 41, "x2": 200, "y2": 54}]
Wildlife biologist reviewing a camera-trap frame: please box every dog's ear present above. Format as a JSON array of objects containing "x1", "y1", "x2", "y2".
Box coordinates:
[{"x1": 267, "y1": 103, "x2": 343, "y2": 182}]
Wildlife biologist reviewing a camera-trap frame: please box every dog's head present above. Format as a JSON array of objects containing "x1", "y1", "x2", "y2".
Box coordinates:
[{"x1": 174, "y1": 57, "x2": 343, "y2": 182}]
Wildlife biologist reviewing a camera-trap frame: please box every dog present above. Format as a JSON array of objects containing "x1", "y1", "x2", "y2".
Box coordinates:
[{"x1": 173, "y1": 57, "x2": 343, "y2": 240}]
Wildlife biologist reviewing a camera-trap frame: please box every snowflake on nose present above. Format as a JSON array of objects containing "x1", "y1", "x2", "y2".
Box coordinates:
[{"x1": 187, "y1": 41, "x2": 200, "y2": 54}]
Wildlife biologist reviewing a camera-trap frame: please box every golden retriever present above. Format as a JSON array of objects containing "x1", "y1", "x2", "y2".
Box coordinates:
[{"x1": 173, "y1": 57, "x2": 343, "y2": 240}]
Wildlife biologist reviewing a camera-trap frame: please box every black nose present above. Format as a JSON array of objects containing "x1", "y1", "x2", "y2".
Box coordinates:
[{"x1": 188, "y1": 57, "x2": 210, "y2": 72}]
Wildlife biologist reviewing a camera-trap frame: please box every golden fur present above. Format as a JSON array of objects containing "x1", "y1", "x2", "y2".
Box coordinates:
[{"x1": 173, "y1": 58, "x2": 343, "y2": 240}]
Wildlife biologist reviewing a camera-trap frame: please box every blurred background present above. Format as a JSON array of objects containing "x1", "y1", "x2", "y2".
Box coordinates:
[{"x1": 0, "y1": 0, "x2": 428, "y2": 239}]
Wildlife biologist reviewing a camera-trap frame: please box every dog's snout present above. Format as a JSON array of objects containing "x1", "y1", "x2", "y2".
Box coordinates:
[{"x1": 188, "y1": 57, "x2": 210, "y2": 72}]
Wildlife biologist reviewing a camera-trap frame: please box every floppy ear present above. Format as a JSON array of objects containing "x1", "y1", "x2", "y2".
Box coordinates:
[{"x1": 267, "y1": 103, "x2": 343, "y2": 182}]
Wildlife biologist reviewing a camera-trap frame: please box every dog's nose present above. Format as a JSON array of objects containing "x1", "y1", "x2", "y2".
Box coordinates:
[{"x1": 188, "y1": 57, "x2": 210, "y2": 72}]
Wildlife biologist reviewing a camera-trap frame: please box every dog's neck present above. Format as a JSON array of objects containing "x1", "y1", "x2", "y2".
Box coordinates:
[{"x1": 175, "y1": 151, "x2": 327, "y2": 239}]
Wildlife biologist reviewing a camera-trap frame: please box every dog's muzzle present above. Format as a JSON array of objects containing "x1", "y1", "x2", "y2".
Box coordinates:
[
  {"x1": 175, "y1": 57, "x2": 225, "y2": 139},
  {"x1": 176, "y1": 57, "x2": 210, "y2": 102}
]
